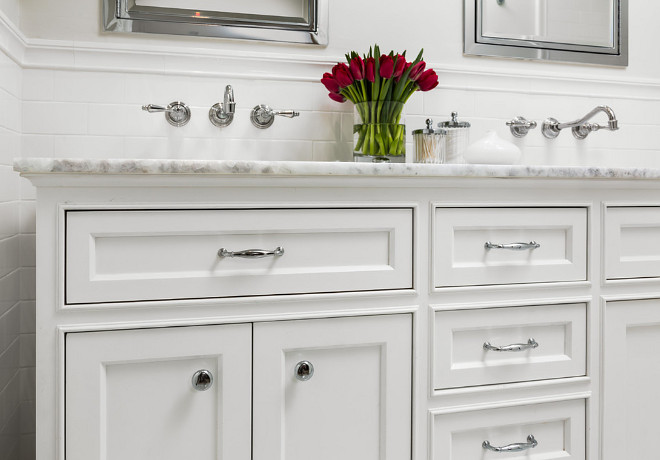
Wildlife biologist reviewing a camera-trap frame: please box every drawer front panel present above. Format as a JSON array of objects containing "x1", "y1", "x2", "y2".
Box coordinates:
[
  {"x1": 434, "y1": 207, "x2": 587, "y2": 287},
  {"x1": 604, "y1": 206, "x2": 660, "y2": 279},
  {"x1": 432, "y1": 399, "x2": 585, "y2": 460},
  {"x1": 433, "y1": 303, "x2": 587, "y2": 389},
  {"x1": 65, "y1": 208, "x2": 413, "y2": 304}
]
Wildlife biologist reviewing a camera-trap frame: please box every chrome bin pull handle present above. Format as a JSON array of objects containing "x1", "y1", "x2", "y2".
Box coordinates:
[
  {"x1": 218, "y1": 246, "x2": 284, "y2": 259},
  {"x1": 484, "y1": 241, "x2": 540, "y2": 250},
  {"x1": 483, "y1": 435, "x2": 538, "y2": 452},
  {"x1": 483, "y1": 338, "x2": 538, "y2": 352}
]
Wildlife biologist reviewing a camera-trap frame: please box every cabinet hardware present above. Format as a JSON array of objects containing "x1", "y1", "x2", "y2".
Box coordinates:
[
  {"x1": 295, "y1": 361, "x2": 314, "y2": 381},
  {"x1": 217, "y1": 246, "x2": 285, "y2": 259},
  {"x1": 484, "y1": 241, "x2": 540, "y2": 250},
  {"x1": 191, "y1": 369, "x2": 214, "y2": 391},
  {"x1": 483, "y1": 338, "x2": 539, "y2": 352},
  {"x1": 483, "y1": 434, "x2": 538, "y2": 452}
]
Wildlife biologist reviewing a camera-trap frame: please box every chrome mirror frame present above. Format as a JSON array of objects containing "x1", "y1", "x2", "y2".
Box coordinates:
[
  {"x1": 103, "y1": 0, "x2": 328, "y2": 45},
  {"x1": 464, "y1": 0, "x2": 628, "y2": 66}
]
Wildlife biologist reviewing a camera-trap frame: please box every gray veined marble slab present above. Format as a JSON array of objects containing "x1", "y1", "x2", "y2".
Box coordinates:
[{"x1": 13, "y1": 158, "x2": 660, "y2": 180}]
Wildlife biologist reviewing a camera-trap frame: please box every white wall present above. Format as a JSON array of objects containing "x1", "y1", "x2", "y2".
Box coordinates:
[
  {"x1": 0, "y1": 17, "x2": 23, "y2": 460},
  {"x1": 4, "y1": 2, "x2": 660, "y2": 459}
]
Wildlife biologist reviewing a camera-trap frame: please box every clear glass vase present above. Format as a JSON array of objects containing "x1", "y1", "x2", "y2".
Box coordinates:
[{"x1": 353, "y1": 101, "x2": 405, "y2": 162}]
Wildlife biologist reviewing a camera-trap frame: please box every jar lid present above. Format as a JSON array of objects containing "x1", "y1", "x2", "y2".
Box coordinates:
[
  {"x1": 412, "y1": 118, "x2": 435, "y2": 135},
  {"x1": 438, "y1": 111, "x2": 471, "y2": 128}
]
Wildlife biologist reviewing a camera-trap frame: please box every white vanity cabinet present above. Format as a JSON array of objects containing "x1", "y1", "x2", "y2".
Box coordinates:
[
  {"x1": 65, "y1": 314, "x2": 411, "y2": 460},
  {"x1": 18, "y1": 159, "x2": 660, "y2": 460}
]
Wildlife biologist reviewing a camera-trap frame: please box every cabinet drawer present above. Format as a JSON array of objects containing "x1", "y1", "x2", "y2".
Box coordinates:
[
  {"x1": 433, "y1": 303, "x2": 586, "y2": 390},
  {"x1": 433, "y1": 207, "x2": 587, "y2": 287},
  {"x1": 604, "y1": 206, "x2": 660, "y2": 279},
  {"x1": 65, "y1": 208, "x2": 413, "y2": 304},
  {"x1": 432, "y1": 399, "x2": 585, "y2": 460}
]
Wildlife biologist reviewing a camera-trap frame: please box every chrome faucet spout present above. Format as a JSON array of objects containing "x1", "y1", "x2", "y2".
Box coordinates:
[
  {"x1": 209, "y1": 85, "x2": 236, "y2": 127},
  {"x1": 557, "y1": 105, "x2": 618, "y2": 131},
  {"x1": 542, "y1": 105, "x2": 619, "y2": 139},
  {"x1": 223, "y1": 85, "x2": 236, "y2": 115}
]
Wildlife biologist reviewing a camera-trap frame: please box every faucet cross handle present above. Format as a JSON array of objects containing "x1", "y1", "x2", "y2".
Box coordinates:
[
  {"x1": 209, "y1": 85, "x2": 236, "y2": 128},
  {"x1": 250, "y1": 104, "x2": 300, "y2": 129}
]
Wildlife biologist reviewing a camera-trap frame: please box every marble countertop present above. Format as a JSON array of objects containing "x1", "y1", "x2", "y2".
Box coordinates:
[{"x1": 13, "y1": 157, "x2": 660, "y2": 180}]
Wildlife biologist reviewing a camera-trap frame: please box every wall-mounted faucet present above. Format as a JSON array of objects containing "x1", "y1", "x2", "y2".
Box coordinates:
[
  {"x1": 542, "y1": 105, "x2": 619, "y2": 139},
  {"x1": 142, "y1": 101, "x2": 191, "y2": 127},
  {"x1": 209, "y1": 85, "x2": 236, "y2": 127},
  {"x1": 250, "y1": 105, "x2": 300, "y2": 129}
]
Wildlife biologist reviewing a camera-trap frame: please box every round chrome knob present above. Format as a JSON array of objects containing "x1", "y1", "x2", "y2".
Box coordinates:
[
  {"x1": 192, "y1": 369, "x2": 213, "y2": 391},
  {"x1": 295, "y1": 361, "x2": 314, "y2": 381}
]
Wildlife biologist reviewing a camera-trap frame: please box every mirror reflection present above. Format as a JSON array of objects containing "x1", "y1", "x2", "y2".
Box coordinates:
[{"x1": 464, "y1": 0, "x2": 627, "y2": 66}]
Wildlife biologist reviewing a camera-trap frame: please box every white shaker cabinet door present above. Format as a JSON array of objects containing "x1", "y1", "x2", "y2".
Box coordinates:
[
  {"x1": 252, "y1": 314, "x2": 412, "y2": 460},
  {"x1": 603, "y1": 299, "x2": 660, "y2": 460},
  {"x1": 65, "y1": 324, "x2": 252, "y2": 460}
]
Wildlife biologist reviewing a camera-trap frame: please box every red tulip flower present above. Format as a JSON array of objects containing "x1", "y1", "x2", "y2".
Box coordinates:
[
  {"x1": 408, "y1": 61, "x2": 426, "y2": 81},
  {"x1": 349, "y1": 56, "x2": 365, "y2": 81},
  {"x1": 416, "y1": 69, "x2": 439, "y2": 91},
  {"x1": 332, "y1": 63, "x2": 354, "y2": 88},
  {"x1": 393, "y1": 54, "x2": 406, "y2": 79},
  {"x1": 365, "y1": 57, "x2": 376, "y2": 83},
  {"x1": 328, "y1": 92, "x2": 346, "y2": 103},
  {"x1": 321, "y1": 73, "x2": 341, "y2": 94},
  {"x1": 379, "y1": 55, "x2": 394, "y2": 79}
]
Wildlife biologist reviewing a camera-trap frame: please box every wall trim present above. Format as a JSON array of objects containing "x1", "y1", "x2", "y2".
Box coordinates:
[{"x1": 3, "y1": 9, "x2": 660, "y2": 100}]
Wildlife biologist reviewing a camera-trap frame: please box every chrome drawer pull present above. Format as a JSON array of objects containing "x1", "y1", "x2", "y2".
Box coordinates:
[
  {"x1": 218, "y1": 246, "x2": 284, "y2": 258},
  {"x1": 484, "y1": 241, "x2": 540, "y2": 250},
  {"x1": 483, "y1": 435, "x2": 538, "y2": 452},
  {"x1": 483, "y1": 338, "x2": 539, "y2": 352}
]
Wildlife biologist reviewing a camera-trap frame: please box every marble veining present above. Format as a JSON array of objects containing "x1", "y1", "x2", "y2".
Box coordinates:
[{"x1": 13, "y1": 157, "x2": 660, "y2": 180}]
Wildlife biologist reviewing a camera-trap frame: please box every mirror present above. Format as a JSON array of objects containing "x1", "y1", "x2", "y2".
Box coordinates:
[
  {"x1": 464, "y1": 0, "x2": 627, "y2": 66},
  {"x1": 103, "y1": 0, "x2": 328, "y2": 45}
]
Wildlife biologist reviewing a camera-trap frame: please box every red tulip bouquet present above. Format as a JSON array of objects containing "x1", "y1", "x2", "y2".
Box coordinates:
[{"x1": 322, "y1": 44, "x2": 438, "y2": 159}]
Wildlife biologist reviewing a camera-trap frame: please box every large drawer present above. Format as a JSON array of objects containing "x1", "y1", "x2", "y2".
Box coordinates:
[
  {"x1": 433, "y1": 303, "x2": 587, "y2": 390},
  {"x1": 432, "y1": 399, "x2": 585, "y2": 460},
  {"x1": 65, "y1": 208, "x2": 413, "y2": 304},
  {"x1": 434, "y1": 207, "x2": 587, "y2": 287},
  {"x1": 604, "y1": 206, "x2": 660, "y2": 279}
]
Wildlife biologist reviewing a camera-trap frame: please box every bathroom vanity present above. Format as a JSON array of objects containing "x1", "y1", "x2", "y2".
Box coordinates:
[{"x1": 15, "y1": 158, "x2": 660, "y2": 460}]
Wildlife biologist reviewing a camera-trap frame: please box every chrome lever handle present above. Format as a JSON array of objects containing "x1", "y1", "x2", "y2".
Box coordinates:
[
  {"x1": 142, "y1": 104, "x2": 171, "y2": 113},
  {"x1": 250, "y1": 104, "x2": 300, "y2": 128},
  {"x1": 142, "y1": 101, "x2": 191, "y2": 127},
  {"x1": 483, "y1": 435, "x2": 538, "y2": 452},
  {"x1": 484, "y1": 241, "x2": 540, "y2": 250},
  {"x1": 218, "y1": 246, "x2": 285, "y2": 258},
  {"x1": 271, "y1": 109, "x2": 300, "y2": 118},
  {"x1": 483, "y1": 338, "x2": 539, "y2": 352}
]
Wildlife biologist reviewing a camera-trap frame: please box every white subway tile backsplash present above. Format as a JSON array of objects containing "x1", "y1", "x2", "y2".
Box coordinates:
[
  {"x1": 22, "y1": 101, "x2": 88, "y2": 135},
  {"x1": 52, "y1": 71, "x2": 126, "y2": 104},
  {"x1": 21, "y1": 70, "x2": 54, "y2": 102},
  {"x1": 18, "y1": 201, "x2": 35, "y2": 234},
  {"x1": 52, "y1": 135, "x2": 124, "y2": 158},
  {"x1": 0, "y1": 128, "x2": 20, "y2": 166},
  {"x1": 0, "y1": 272, "x2": 20, "y2": 318},
  {"x1": 0, "y1": 338, "x2": 19, "y2": 391},
  {"x1": 19, "y1": 302, "x2": 35, "y2": 336},
  {"x1": 21, "y1": 134, "x2": 54, "y2": 158},
  {"x1": 0, "y1": 203, "x2": 18, "y2": 240},
  {"x1": 18, "y1": 334, "x2": 34, "y2": 368},
  {"x1": 19, "y1": 268, "x2": 35, "y2": 302},
  {"x1": 0, "y1": 236, "x2": 19, "y2": 279},
  {"x1": 0, "y1": 303, "x2": 19, "y2": 353}
]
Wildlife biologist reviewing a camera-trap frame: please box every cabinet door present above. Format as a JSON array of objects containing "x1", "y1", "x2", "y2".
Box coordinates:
[
  {"x1": 253, "y1": 314, "x2": 412, "y2": 460},
  {"x1": 603, "y1": 299, "x2": 660, "y2": 460},
  {"x1": 66, "y1": 324, "x2": 252, "y2": 460}
]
